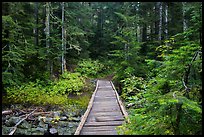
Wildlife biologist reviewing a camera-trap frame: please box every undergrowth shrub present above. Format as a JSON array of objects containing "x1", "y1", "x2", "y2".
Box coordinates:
[
  {"x1": 5, "y1": 72, "x2": 85, "y2": 105},
  {"x1": 75, "y1": 59, "x2": 104, "y2": 78},
  {"x1": 117, "y1": 89, "x2": 202, "y2": 135},
  {"x1": 51, "y1": 72, "x2": 85, "y2": 95},
  {"x1": 120, "y1": 76, "x2": 145, "y2": 101},
  {"x1": 116, "y1": 37, "x2": 202, "y2": 135}
]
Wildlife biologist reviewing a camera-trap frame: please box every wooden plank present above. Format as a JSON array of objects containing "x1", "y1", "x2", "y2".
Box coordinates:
[
  {"x1": 96, "y1": 91, "x2": 115, "y2": 94},
  {"x1": 91, "y1": 108, "x2": 121, "y2": 112},
  {"x1": 86, "y1": 116, "x2": 124, "y2": 122},
  {"x1": 93, "y1": 99, "x2": 116, "y2": 102},
  {"x1": 94, "y1": 96, "x2": 116, "y2": 99},
  {"x1": 92, "y1": 105, "x2": 120, "y2": 109},
  {"x1": 80, "y1": 130, "x2": 117, "y2": 135},
  {"x1": 88, "y1": 111, "x2": 123, "y2": 117},
  {"x1": 93, "y1": 103, "x2": 120, "y2": 108},
  {"x1": 93, "y1": 101, "x2": 118, "y2": 105},
  {"x1": 94, "y1": 98, "x2": 117, "y2": 102},
  {"x1": 81, "y1": 126, "x2": 118, "y2": 132},
  {"x1": 84, "y1": 121, "x2": 124, "y2": 127}
]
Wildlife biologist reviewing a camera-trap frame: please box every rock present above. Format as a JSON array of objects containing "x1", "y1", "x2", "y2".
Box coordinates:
[
  {"x1": 60, "y1": 116, "x2": 68, "y2": 121},
  {"x1": 68, "y1": 117, "x2": 81, "y2": 122},
  {"x1": 5, "y1": 117, "x2": 21, "y2": 127},
  {"x1": 6, "y1": 115, "x2": 11, "y2": 120},
  {"x1": 44, "y1": 123, "x2": 58, "y2": 135},
  {"x1": 69, "y1": 112, "x2": 78, "y2": 117},
  {"x1": 57, "y1": 127, "x2": 72, "y2": 135},
  {"x1": 38, "y1": 120, "x2": 46, "y2": 128},
  {"x1": 2, "y1": 125, "x2": 13, "y2": 135},
  {"x1": 57, "y1": 121, "x2": 69, "y2": 128},
  {"x1": 45, "y1": 117, "x2": 53, "y2": 123},
  {"x1": 35, "y1": 127, "x2": 46, "y2": 132},
  {"x1": 2, "y1": 116, "x2": 7, "y2": 123},
  {"x1": 49, "y1": 127, "x2": 58, "y2": 135},
  {"x1": 127, "y1": 103, "x2": 135, "y2": 108},
  {"x1": 32, "y1": 132, "x2": 44, "y2": 135},
  {"x1": 15, "y1": 128, "x2": 32, "y2": 135},
  {"x1": 18, "y1": 120, "x2": 31, "y2": 129},
  {"x1": 68, "y1": 123, "x2": 74, "y2": 128},
  {"x1": 71, "y1": 117, "x2": 80, "y2": 122},
  {"x1": 31, "y1": 128, "x2": 44, "y2": 135},
  {"x1": 53, "y1": 111, "x2": 60, "y2": 117},
  {"x1": 38, "y1": 116, "x2": 46, "y2": 122}
]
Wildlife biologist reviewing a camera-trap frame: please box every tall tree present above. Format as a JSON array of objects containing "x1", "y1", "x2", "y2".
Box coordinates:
[
  {"x1": 35, "y1": 2, "x2": 39, "y2": 47},
  {"x1": 61, "y1": 2, "x2": 66, "y2": 74},
  {"x1": 45, "y1": 2, "x2": 51, "y2": 75}
]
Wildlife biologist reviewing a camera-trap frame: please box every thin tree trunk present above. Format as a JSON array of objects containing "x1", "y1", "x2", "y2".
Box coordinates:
[
  {"x1": 174, "y1": 102, "x2": 182, "y2": 135},
  {"x1": 45, "y1": 2, "x2": 50, "y2": 74},
  {"x1": 35, "y1": 2, "x2": 39, "y2": 47},
  {"x1": 164, "y1": 3, "x2": 168, "y2": 40},
  {"x1": 182, "y1": 2, "x2": 187, "y2": 32},
  {"x1": 159, "y1": 2, "x2": 162, "y2": 41},
  {"x1": 155, "y1": 2, "x2": 159, "y2": 41},
  {"x1": 50, "y1": 5, "x2": 53, "y2": 76},
  {"x1": 137, "y1": 25, "x2": 141, "y2": 42},
  {"x1": 61, "y1": 2, "x2": 65, "y2": 74}
]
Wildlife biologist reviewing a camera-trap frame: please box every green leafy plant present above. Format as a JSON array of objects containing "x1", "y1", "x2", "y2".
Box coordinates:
[
  {"x1": 4, "y1": 72, "x2": 85, "y2": 105},
  {"x1": 75, "y1": 59, "x2": 104, "y2": 78}
]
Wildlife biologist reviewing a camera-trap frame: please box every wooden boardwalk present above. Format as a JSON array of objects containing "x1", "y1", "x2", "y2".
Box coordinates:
[{"x1": 74, "y1": 80, "x2": 128, "y2": 135}]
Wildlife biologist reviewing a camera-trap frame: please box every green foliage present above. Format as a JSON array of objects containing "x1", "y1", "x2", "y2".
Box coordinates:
[
  {"x1": 2, "y1": 15, "x2": 26, "y2": 87},
  {"x1": 120, "y1": 76, "x2": 145, "y2": 100},
  {"x1": 4, "y1": 72, "x2": 85, "y2": 105},
  {"x1": 117, "y1": 87, "x2": 202, "y2": 135},
  {"x1": 75, "y1": 59, "x2": 104, "y2": 78},
  {"x1": 117, "y1": 11, "x2": 202, "y2": 134},
  {"x1": 51, "y1": 72, "x2": 85, "y2": 95}
]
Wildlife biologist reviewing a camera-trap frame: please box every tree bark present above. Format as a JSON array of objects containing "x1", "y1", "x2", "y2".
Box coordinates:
[
  {"x1": 154, "y1": 2, "x2": 160, "y2": 41},
  {"x1": 35, "y1": 2, "x2": 39, "y2": 47},
  {"x1": 61, "y1": 2, "x2": 66, "y2": 74},
  {"x1": 159, "y1": 2, "x2": 162, "y2": 41},
  {"x1": 182, "y1": 2, "x2": 187, "y2": 32},
  {"x1": 45, "y1": 2, "x2": 51, "y2": 74},
  {"x1": 164, "y1": 3, "x2": 168, "y2": 40},
  {"x1": 174, "y1": 101, "x2": 182, "y2": 135}
]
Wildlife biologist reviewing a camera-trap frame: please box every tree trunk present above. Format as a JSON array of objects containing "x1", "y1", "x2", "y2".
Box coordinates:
[
  {"x1": 35, "y1": 2, "x2": 39, "y2": 47},
  {"x1": 137, "y1": 25, "x2": 141, "y2": 42},
  {"x1": 164, "y1": 3, "x2": 168, "y2": 40},
  {"x1": 174, "y1": 101, "x2": 182, "y2": 135},
  {"x1": 154, "y1": 2, "x2": 160, "y2": 41},
  {"x1": 141, "y1": 6, "x2": 147, "y2": 55},
  {"x1": 61, "y1": 2, "x2": 66, "y2": 74},
  {"x1": 159, "y1": 2, "x2": 162, "y2": 41},
  {"x1": 45, "y1": 2, "x2": 51, "y2": 74},
  {"x1": 182, "y1": 2, "x2": 187, "y2": 32}
]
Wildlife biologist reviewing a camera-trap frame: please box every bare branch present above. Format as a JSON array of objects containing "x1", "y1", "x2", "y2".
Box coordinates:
[
  {"x1": 8, "y1": 108, "x2": 37, "y2": 135},
  {"x1": 2, "y1": 110, "x2": 13, "y2": 115}
]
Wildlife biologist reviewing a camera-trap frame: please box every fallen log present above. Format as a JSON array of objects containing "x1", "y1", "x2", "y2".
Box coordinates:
[
  {"x1": 32, "y1": 111, "x2": 53, "y2": 116},
  {"x1": 8, "y1": 108, "x2": 37, "y2": 135},
  {"x1": 2, "y1": 110, "x2": 13, "y2": 115}
]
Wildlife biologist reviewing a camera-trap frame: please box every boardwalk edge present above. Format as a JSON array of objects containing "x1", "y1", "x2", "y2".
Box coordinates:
[{"x1": 74, "y1": 80, "x2": 99, "y2": 135}]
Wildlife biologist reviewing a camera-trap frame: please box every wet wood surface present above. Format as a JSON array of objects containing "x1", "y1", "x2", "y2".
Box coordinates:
[{"x1": 75, "y1": 80, "x2": 128, "y2": 135}]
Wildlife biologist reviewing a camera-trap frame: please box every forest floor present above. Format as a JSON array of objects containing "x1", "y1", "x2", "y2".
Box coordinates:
[
  {"x1": 2, "y1": 84, "x2": 94, "y2": 135},
  {"x1": 2, "y1": 102, "x2": 87, "y2": 135}
]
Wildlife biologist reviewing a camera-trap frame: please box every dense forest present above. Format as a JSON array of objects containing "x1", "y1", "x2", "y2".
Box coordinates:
[{"x1": 2, "y1": 2, "x2": 202, "y2": 135}]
